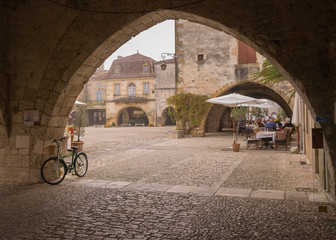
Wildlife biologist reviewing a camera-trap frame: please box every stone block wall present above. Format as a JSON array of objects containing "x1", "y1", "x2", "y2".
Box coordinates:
[
  {"x1": 176, "y1": 19, "x2": 238, "y2": 95},
  {"x1": 154, "y1": 61, "x2": 176, "y2": 126}
]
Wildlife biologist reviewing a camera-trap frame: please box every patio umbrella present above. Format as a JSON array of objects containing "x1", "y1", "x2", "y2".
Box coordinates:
[
  {"x1": 206, "y1": 93, "x2": 264, "y2": 144},
  {"x1": 75, "y1": 100, "x2": 87, "y2": 105},
  {"x1": 237, "y1": 99, "x2": 272, "y2": 108},
  {"x1": 206, "y1": 93, "x2": 264, "y2": 107}
]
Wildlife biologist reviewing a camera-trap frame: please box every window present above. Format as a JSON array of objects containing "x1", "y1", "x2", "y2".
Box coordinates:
[
  {"x1": 97, "y1": 82, "x2": 101, "y2": 88},
  {"x1": 197, "y1": 54, "x2": 204, "y2": 61},
  {"x1": 143, "y1": 64, "x2": 149, "y2": 73},
  {"x1": 114, "y1": 84, "x2": 120, "y2": 95},
  {"x1": 114, "y1": 67, "x2": 120, "y2": 74},
  {"x1": 96, "y1": 91, "x2": 103, "y2": 103},
  {"x1": 128, "y1": 83, "x2": 136, "y2": 97},
  {"x1": 238, "y1": 40, "x2": 256, "y2": 64},
  {"x1": 144, "y1": 82, "x2": 149, "y2": 94}
]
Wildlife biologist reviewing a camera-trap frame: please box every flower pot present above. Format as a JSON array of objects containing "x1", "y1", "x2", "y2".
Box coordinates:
[
  {"x1": 233, "y1": 143, "x2": 240, "y2": 152},
  {"x1": 71, "y1": 141, "x2": 84, "y2": 152}
]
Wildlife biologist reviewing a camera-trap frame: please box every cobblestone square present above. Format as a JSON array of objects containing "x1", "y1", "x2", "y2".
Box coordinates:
[{"x1": 1, "y1": 127, "x2": 335, "y2": 239}]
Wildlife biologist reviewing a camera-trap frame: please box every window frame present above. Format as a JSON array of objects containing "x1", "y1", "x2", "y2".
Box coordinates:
[
  {"x1": 144, "y1": 82, "x2": 150, "y2": 95},
  {"x1": 114, "y1": 83, "x2": 120, "y2": 95},
  {"x1": 128, "y1": 83, "x2": 136, "y2": 97},
  {"x1": 114, "y1": 66, "x2": 120, "y2": 74},
  {"x1": 143, "y1": 64, "x2": 149, "y2": 73},
  {"x1": 197, "y1": 54, "x2": 205, "y2": 62},
  {"x1": 96, "y1": 90, "x2": 103, "y2": 103}
]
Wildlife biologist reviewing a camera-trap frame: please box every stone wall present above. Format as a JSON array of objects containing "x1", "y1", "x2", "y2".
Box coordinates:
[
  {"x1": 175, "y1": 20, "x2": 264, "y2": 96},
  {"x1": 154, "y1": 61, "x2": 176, "y2": 126}
]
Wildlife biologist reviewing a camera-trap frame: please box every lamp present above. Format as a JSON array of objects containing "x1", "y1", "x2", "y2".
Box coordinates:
[{"x1": 160, "y1": 53, "x2": 176, "y2": 70}]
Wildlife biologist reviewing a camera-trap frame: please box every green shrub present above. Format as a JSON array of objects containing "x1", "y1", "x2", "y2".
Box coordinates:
[{"x1": 167, "y1": 93, "x2": 210, "y2": 134}]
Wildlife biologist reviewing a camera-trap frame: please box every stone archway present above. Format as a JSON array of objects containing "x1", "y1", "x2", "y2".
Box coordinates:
[
  {"x1": 205, "y1": 82, "x2": 292, "y2": 133},
  {"x1": 161, "y1": 107, "x2": 175, "y2": 126},
  {"x1": 117, "y1": 107, "x2": 149, "y2": 127},
  {"x1": 2, "y1": 1, "x2": 336, "y2": 195}
]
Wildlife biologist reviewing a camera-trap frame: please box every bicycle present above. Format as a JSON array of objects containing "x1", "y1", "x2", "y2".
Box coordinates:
[{"x1": 41, "y1": 137, "x2": 88, "y2": 185}]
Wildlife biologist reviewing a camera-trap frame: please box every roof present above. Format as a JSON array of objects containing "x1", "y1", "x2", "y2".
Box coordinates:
[
  {"x1": 105, "y1": 53, "x2": 156, "y2": 79},
  {"x1": 90, "y1": 69, "x2": 108, "y2": 80}
]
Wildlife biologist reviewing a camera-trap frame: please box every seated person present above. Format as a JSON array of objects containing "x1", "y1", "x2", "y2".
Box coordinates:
[
  {"x1": 274, "y1": 118, "x2": 282, "y2": 128},
  {"x1": 282, "y1": 117, "x2": 294, "y2": 130},
  {"x1": 264, "y1": 119, "x2": 276, "y2": 130},
  {"x1": 257, "y1": 118, "x2": 264, "y2": 127},
  {"x1": 238, "y1": 120, "x2": 246, "y2": 134}
]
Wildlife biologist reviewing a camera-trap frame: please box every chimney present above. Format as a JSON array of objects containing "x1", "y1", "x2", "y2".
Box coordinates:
[{"x1": 98, "y1": 63, "x2": 104, "y2": 71}]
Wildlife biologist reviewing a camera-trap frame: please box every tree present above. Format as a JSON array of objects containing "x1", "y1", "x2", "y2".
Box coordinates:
[
  {"x1": 72, "y1": 104, "x2": 88, "y2": 141},
  {"x1": 230, "y1": 107, "x2": 249, "y2": 144},
  {"x1": 167, "y1": 93, "x2": 211, "y2": 134}
]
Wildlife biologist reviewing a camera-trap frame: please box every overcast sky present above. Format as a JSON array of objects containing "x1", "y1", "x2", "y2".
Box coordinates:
[{"x1": 104, "y1": 20, "x2": 175, "y2": 70}]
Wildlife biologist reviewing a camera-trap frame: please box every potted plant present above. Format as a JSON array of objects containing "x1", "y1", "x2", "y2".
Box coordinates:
[
  {"x1": 71, "y1": 103, "x2": 88, "y2": 152},
  {"x1": 230, "y1": 107, "x2": 248, "y2": 152}
]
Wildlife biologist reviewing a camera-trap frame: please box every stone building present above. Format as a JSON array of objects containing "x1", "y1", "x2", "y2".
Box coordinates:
[
  {"x1": 85, "y1": 20, "x2": 291, "y2": 130},
  {"x1": 84, "y1": 64, "x2": 108, "y2": 126},
  {"x1": 174, "y1": 20, "x2": 294, "y2": 133},
  {"x1": 84, "y1": 53, "x2": 176, "y2": 127},
  {"x1": 154, "y1": 58, "x2": 176, "y2": 126}
]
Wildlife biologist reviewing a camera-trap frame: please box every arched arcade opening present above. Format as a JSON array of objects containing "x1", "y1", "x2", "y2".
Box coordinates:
[
  {"x1": 117, "y1": 107, "x2": 149, "y2": 126},
  {"x1": 3, "y1": 1, "x2": 336, "y2": 197},
  {"x1": 205, "y1": 82, "x2": 292, "y2": 133},
  {"x1": 161, "y1": 107, "x2": 175, "y2": 126}
]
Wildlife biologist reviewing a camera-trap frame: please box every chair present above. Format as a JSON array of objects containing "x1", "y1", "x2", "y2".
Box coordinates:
[
  {"x1": 274, "y1": 131, "x2": 289, "y2": 150},
  {"x1": 246, "y1": 128, "x2": 260, "y2": 149}
]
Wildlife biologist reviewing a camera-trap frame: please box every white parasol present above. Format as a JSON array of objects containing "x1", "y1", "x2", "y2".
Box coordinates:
[{"x1": 206, "y1": 93, "x2": 265, "y2": 107}]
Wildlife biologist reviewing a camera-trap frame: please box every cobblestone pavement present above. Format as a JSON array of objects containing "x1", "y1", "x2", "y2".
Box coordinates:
[{"x1": 1, "y1": 127, "x2": 335, "y2": 239}]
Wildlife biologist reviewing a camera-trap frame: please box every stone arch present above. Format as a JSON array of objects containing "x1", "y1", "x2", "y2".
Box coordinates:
[
  {"x1": 38, "y1": 8, "x2": 298, "y2": 132},
  {"x1": 161, "y1": 107, "x2": 175, "y2": 126},
  {"x1": 204, "y1": 81, "x2": 292, "y2": 133},
  {"x1": 4, "y1": 1, "x2": 336, "y2": 194},
  {"x1": 116, "y1": 106, "x2": 150, "y2": 126}
]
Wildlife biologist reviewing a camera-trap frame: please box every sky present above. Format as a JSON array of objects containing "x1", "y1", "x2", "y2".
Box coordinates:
[{"x1": 104, "y1": 20, "x2": 175, "y2": 70}]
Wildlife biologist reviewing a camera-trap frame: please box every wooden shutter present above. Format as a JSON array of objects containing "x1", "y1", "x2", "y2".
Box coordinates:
[{"x1": 238, "y1": 41, "x2": 256, "y2": 64}]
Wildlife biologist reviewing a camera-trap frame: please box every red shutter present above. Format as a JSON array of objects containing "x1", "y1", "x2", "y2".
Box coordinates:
[{"x1": 238, "y1": 41, "x2": 256, "y2": 64}]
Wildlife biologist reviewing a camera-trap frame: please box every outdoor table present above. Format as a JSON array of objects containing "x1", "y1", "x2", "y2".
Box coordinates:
[
  {"x1": 256, "y1": 131, "x2": 277, "y2": 149},
  {"x1": 256, "y1": 131, "x2": 276, "y2": 141}
]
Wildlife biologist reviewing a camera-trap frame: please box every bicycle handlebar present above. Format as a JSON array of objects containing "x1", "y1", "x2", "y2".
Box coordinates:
[{"x1": 52, "y1": 137, "x2": 67, "y2": 144}]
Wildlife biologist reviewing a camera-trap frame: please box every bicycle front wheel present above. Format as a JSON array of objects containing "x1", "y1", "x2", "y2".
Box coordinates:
[
  {"x1": 74, "y1": 153, "x2": 88, "y2": 177},
  {"x1": 41, "y1": 157, "x2": 67, "y2": 185}
]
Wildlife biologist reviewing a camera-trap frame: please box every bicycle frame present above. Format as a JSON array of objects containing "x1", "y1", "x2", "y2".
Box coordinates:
[
  {"x1": 56, "y1": 141, "x2": 86, "y2": 174},
  {"x1": 42, "y1": 137, "x2": 88, "y2": 184},
  {"x1": 54, "y1": 139, "x2": 77, "y2": 174}
]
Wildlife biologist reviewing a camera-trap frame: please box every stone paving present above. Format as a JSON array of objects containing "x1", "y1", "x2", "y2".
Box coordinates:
[{"x1": 1, "y1": 127, "x2": 336, "y2": 239}]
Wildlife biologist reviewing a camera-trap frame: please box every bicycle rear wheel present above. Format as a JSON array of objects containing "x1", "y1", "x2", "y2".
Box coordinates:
[
  {"x1": 41, "y1": 157, "x2": 67, "y2": 185},
  {"x1": 74, "y1": 153, "x2": 88, "y2": 177}
]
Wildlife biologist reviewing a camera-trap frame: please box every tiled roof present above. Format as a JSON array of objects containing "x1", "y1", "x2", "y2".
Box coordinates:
[
  {"x1": 105, "y1": 53, "x2": 156, "y2": 79},
  {"x1": 90, "y1": 70, "x2": 108, "y2": 80}
]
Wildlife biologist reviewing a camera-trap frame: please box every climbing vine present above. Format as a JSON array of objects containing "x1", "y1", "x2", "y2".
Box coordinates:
[
  {"x1": 250, "y1": 60, "x2": 295, "y2": 102},
  {"x1": 167, "y1": 93, "x2": 211, "y2": 134}
]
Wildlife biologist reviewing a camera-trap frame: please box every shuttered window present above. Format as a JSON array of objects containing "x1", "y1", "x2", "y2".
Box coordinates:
[{"x1": 238, "y1": 41, "x2": 256, "y2": 64}]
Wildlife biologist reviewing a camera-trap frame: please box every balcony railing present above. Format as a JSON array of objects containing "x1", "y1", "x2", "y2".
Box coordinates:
[
  {"x1": 111, "y1": 94, "x2": 153, "y2": 103},
  {"x1": 86, "y1": 100, "x2": 106, "y2": 106}
]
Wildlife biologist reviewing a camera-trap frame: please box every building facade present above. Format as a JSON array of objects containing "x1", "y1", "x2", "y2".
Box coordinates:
[{"x1": 84, "y1": 53, "x2": 176, "y2": 127}]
